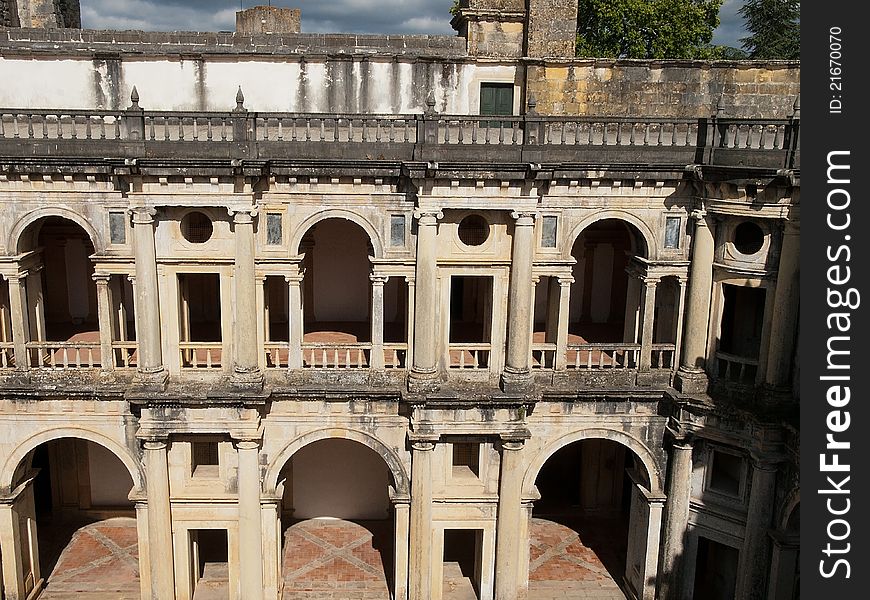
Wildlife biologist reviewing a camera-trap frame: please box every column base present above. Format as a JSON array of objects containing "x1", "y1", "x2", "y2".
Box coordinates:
[
  {"x1": 674, "y1": 367, "x2": 709, "y2": 395},
  {"x1": 231, "y1": 367, "x2": 264, "y2": 391},
  {"x1": 500, "y1": 366, "x2": 532, "y2": 393},
  {"x1": 407, "y1": 367, "x2": 440, "y2": 392},
  {"x1": 132, "y1": 368, "x2": 169, "y2": 392}
]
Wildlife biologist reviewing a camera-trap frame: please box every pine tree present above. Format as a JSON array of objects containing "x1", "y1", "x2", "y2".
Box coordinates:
[{"x1": 739, "y1": 0, "x2": 800, "y2": 59}]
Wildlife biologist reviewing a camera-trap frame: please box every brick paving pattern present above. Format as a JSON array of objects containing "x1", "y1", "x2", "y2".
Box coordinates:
[
  {"x1": 38, "y1": 517, "x2": 140, "y2": 600},
  {"x1": 281, "y1": 519, "x2": 392, "y2": 599}
]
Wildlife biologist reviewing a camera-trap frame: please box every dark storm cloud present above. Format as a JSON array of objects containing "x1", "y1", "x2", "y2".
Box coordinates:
[{"x1": 81, "y1": 0, "x2": 747, "y2": 45}]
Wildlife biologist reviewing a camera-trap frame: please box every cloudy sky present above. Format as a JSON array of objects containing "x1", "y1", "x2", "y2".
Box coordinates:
[{"x1": 80, "y1": 0, "x2": 747, "y2": 49}]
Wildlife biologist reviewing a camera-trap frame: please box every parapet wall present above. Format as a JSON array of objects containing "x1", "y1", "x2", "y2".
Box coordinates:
[{"x1": 527, "y1": 60, "x2": 801, "y2": 118}]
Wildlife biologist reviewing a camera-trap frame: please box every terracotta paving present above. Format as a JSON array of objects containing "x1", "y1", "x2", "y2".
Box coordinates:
[
  {"x1": 38, "y1": 517, "x2": 140, "y2": 600},
  {"x1": 528, "y1": 516, "x2": 627, "y2": 600},
  {"x1": 281, "y1": 519, "x2": 392, "y2": 600}
]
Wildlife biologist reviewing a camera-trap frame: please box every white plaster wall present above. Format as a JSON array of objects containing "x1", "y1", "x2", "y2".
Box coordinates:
[
  {"x1": 87, "y1": 441, "x2": 135, "y2": 506},
  {"x1": 0, "y1": 58, "x2": 95, "y2": 108},
  {"x1": 204, "y1": 60, "x2": 300, "y2": 112},
  {"x1": 122, "y1": 60, "x2": 202, "y2": 110},
  {"x1": 291, "y1": 439, "x2": 390, "y2": 520}
]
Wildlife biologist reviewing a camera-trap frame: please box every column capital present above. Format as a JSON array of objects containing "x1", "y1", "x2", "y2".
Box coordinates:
[
  {"x1": 229, "y1": 206, "x2": 259, "y2": 223},
  {"x1": 643, "y1": 276, "x2": 661, "y2": 287},
  {"x1": 557, "y1": 275, "x2": 574, "y2": 287},
  {"x1": 749, "y1": 456, "x2": 781, "y2": 472},
  {"x1": 413, "y1": 209, "x2": 443, "y2": 224},
  {"x1": 781, "y1": 219, "x2": 800, "y2": 236},
  {"x1": 499, "y1": 439, "x2": 526, "y2": 452},
  {"x1": 510, "y1": 211, "x2": 538, "y2": 225},
  {"x1": 690, "y1": 208, "x2": 709, "y2": 223},
  {"x1": 370, "y1": 274, "x2": 389, "y2": 285},
  {"x1": 142, "y1": 439, "x2": 169, "y2": 451},
  {"x1": 408, "y1": 436, "x2": 437, "y2": 452},
  {"x1": 130, "y1": 206, "x2": 158, "y2": 224},
  {"x1": 92, "y1": 272, "x2": 111, "y2": 284},
  {"x1": 234, "y1": 439, "x2": 262, "y2": 451}
]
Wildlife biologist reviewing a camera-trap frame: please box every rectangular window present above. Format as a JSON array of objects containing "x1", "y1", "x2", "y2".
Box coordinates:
[
  {"x1": 266, "y1": 213, "x2": 283, "y2": 245},
  {"x1": 452, "y1": 442, "x2": 480, "y2": 478},
  {"x1": 390, "y1": 214, "x2": 406, "y2": 246},
  {"x1": 708, "y1": 450, "x2": 743, "y2": 497},
  {"x1": 191, "y1": 441, "x2": 220, "y2": 477},
  {"x1": 541, "y1": 215, "x2": 558, "y2": 248},
  {"x1": 480, "y1": 82, "x2": 514, "y2": 116},
  {"x1": 664, "y1": 216, "x2": 681, "y2": 249},
  {"x1": 109, "y1": 211, "x2": 127, "y2": 244}
]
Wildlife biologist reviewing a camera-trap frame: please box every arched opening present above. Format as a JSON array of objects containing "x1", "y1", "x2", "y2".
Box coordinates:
[
  {"x1": 276, "y1": 438, "x2": 395, "y2": 599},
  {"x1": 15, "y1": 216, "x2": 135, "y2": 369},
  {"x1": 529, "y1": 438, "x2": 652, "y2": 599},
  {"x1": 6, "y1": 437, "x2": 139, "y2": 598},
  {"x1": 561, "y1": 219, "x2": 648, "y2": 368}
]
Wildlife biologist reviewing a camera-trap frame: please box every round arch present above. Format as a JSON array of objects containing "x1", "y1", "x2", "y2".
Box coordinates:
[
  {"x1": 2, "y1": 427, "x2": 144, "y2": 495},
  {"x1": 290, "y1": 210, "x2": 384, "y2": 259},
  {"x1": 522, "y1": 428, "x2": 663, "y2": 497},
  {"x1": 562, "y1": 211, "x2": 657, "y2": 261},
  {"x1": 780, "y1": 490, "x2": 800, "y2": 530},
  {"x1": 266, "y1": 427, "x2": 409, "y2": 496},
  {"x1": 10, "y1": 208, "x2": 105, "y2": 254}
]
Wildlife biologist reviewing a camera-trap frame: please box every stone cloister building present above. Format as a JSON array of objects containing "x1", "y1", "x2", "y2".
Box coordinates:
[{"x1": 0, "y1": 1, "x2": 799, "y2": 599}]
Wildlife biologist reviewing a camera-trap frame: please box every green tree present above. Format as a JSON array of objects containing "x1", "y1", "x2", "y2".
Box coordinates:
[
  {"x1": 739, "y1": 0, "x2": 800, "y2": 59},
  {"x1": 576, "y1": 0, "x2": 724, "y2": 59}
]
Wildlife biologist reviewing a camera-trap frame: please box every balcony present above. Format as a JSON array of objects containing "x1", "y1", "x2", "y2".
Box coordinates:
[{"x1": 0, "y1": 104, "x2": 800, "y2": 170}]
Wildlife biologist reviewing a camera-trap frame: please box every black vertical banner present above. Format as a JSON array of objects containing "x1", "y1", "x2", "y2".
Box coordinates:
[{"x1": 802, "y1": 2, "x2": 869, "y2": 598}]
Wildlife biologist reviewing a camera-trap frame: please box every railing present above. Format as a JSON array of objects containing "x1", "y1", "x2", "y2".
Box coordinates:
[
  {"x1": 651, "y1": 344, "x2": 677, "y2": 369},
  {"x1": 301, "y1": 343, "x2": 371, "y2": 369},
  {"x1": 26, "y1": 341, "x2": 103, "y2": 369},
  {"x1": 264, "y1": 342, "x2": 292, "y2": 369},
  {"x1": 383, "y1": 343, "x2": 408, "y2": 369},
  {"x1": 714, "y1": 351, "x2": 759, "y2": 385},
  {"x1": 0, "y1": 342, "x2": 15, "y2": 368},
  {"x1": 111, "y1": 341, "x2": 139, "y2": 369},
  {"x1": 448, "y1": 343, "x2": 491, "y2": 370},
  {"x1": 0, "y1": 104, "x2": 800, "y2": 169},
  {"x1": 531, "y1": 342, "x2": 557, "y2": 369},
  {"x1": 565, "y1": 343, "x2": 640, "y2": 369},
  {"x1": 179, "y1": 342, "x2": 223, "y2": 369}
]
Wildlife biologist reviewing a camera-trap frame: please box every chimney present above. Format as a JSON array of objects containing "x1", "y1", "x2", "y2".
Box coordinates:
[{"x1": 235, "y1": 5, "x2": 301, "y2": 34}]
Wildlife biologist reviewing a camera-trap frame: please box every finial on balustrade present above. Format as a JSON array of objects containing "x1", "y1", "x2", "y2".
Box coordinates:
[
  {"x1": 715, "y1": 95, "x2": 725, "y2": 117},
  {"x1": 129, "y1": 86, "x2": 140, "y2": 109},
  {"x1": 236, "y1": 86, "x2": 246, "y2": 111},
  {"x1": 791, "y1": 94, "x2": 800, "y2": 118},
  {"x1": 527, "y1": 94, "x2": 537, "y2": 115},
  {"x1": 426, "y1": 94, "x2": 436, "y2": 114}
]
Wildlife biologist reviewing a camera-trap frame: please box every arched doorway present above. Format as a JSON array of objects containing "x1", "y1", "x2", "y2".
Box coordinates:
[
  {"x1": 565, "y1": 219, "x2": 649, "y2": 369},
  {"x1": 528, "y1": 438, "x2": 659, "y2": 600},
  {"x1": 276, "y1": 438, "x2": 397, "y2": 599},
  {"x1": 3, "y1": 437, "x2": 140, "y2": 599}
]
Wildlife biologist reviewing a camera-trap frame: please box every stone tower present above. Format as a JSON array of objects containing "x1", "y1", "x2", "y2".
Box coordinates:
[{"x1": 1, "y1": 0, "x2": 81, "y2": 28}]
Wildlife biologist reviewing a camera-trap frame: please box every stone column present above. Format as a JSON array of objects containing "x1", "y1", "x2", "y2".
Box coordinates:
[
  {"x1": 7, "y1": 274, "x2": 30, "y2": 370},
  {"x1": 502, "y1": 212, "x2": 536, "y2": 390},
  {"x1": 737, "y1": 459, "x2": 778, "y2": 599},
  {"x1": 405, "y1": 276, "x2": 416, "y2": 367},
  {"x1": 0, "y1": 499, "x2": 26, "y2": 600},
  {"x1": 495, "y1": 439, "x2": 525, "y2": 600},
  {"x1": 93, "y1": 273, "x2": 114, "y2": 370},
  {"x1": 131, "y1": 208, "x2": 165, "y2": 379},
  {"x1": 659, "y1": 437, "x2": 693, "y2": 600},
  {"x1": 236, "y1": 439, "x2": 264, "y2": 600},
  {"x1": 255, "y1": 275, "x2": 266, "y2": 370},
  {"x1": 231, "y1": 209, "x2": 262, "y2": 385},
  {"x1": 370, "y1": 275, "x2": 387, "y2": 369},
  {"x1": 24, "y1": 266, "x2": 45, "y2": 343},
  {"x1": 409, "y1": 211, "x2": 441, "y2": 390},
  {"x1": 672, "y1": 277, "x2": 688, "y2": 372},
  {"x1": 767, "y1": 531, "x2": 799, "y2": 600},
  {"x1": 623, "y1": 273, "x2": 642, "y2": 343},
  {"x1": 764, "y1": 220, "x2": 800, "y2": 392},
  {"x1": 392, "y1": 497, "x2": 411, "y2": 600},
  {"x1": 143, "y1": 440, "x2": 175, "y2": 599},
  {"x1": 639, "y1": 277, "x2": 659, "y2": 371},
  {"x1": 554, "y1": 276, "x2": 573, "y2": 370},
  {"x1": 409, "y1": 438, "x2": 435, "y2": 600},
  {"x1": 286, "y1": 272, "x2": 304, "y2": 369},
  {"x1": 676, "y1": 210, "x2": 715, "y2": 394}
]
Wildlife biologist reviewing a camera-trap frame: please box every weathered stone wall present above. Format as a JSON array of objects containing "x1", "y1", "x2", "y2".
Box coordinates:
[
  {"x1": 236, "y1": 6, "x2": 301, "y2": 35},
  {"x1": 526, "y1": 0, "x2": 577, "y2": 58},
  {"x1": 526, "y1": 60, "x2": 801, "y2": 118},
  {"x1": 6, "y1": 0, "x2": 80, "y2": 28}
]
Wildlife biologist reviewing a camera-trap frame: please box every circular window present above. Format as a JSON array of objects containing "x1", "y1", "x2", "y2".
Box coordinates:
[
  {"x1": 457, "y1": 215, "x2": 489, "y2": 247},
  {"x1": 733, "y1": 221, "x2": 764, "y2": 255},
  {"x1": 181, "y1": 212, "x2": 213, "y2": 244}
]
